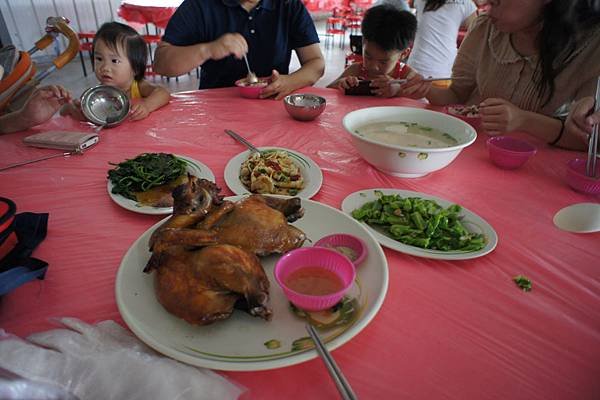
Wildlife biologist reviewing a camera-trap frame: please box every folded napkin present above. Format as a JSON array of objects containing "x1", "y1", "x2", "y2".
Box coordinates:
[{"x1": 0, "y1": 318, "x2": 244, "y2": 400}]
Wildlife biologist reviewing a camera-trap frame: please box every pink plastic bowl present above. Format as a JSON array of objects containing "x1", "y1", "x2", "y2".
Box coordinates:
[
  {"x1": 566, "y1": 158, "x2": 600, "y2": 194},
  {"x1": 313, "y1": 233, "x2": 367, "y2": 267},
  {"x1": 486, "y1": 136, "x2": 537, "y2": 169},
  {"x1": 274, "y1": 247, "x2": 356, "y2": 311},
  {"x1": 445, "y1": 105, "x2": 482, "y2": 130},
  {"x1": 235, "y1": 78, "x2": 269, "y2": 99}
]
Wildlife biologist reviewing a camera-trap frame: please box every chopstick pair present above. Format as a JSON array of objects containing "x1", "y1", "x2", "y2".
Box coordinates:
[
  {"x1": 224, "y1": 129, "x2": 263, "y2": 154},
  {"x1": 585, "y1": 78, "x2": 600, "y2": 177},
  {"x1": 306, "y1": 324, "x2": 358, "y2": 400}
]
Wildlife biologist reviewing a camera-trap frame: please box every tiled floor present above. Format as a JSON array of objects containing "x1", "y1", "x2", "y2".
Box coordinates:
[{"x1": 39, "y1": 20, "x2": 348, "y2": 96}]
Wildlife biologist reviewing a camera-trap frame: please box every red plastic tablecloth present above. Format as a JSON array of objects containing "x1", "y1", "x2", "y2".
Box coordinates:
[
  {"x1": 1, "y1": 87, "x2": 599, "y2": 399},
  {"x1": 117, "y1": 0, "x2": 182, "y2": 30}
]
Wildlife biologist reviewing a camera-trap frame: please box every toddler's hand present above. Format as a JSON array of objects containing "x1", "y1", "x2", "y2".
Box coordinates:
[
  {"x1": 129, "y1": 102, "x2": 150, "y2": 121},
  {"x1": 337, "y1": 76, "x2": 360, "y2": 91},
  {"x1": 370, "y1": 75, "x2": 401, "y2": 98},
  {"x1": 479, "y1": 98, "x2": 525, "y2": 135}
]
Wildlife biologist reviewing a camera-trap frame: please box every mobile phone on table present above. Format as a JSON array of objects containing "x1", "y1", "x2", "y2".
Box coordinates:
[
  {"x1": 344, "y1": 80, "x2": 374, "y2": 96},
  {"x1": 23, "y1": 131, "x2": 99, "y2": 152}
]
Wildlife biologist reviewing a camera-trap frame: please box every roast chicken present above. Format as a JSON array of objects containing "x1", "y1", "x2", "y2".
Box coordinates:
[{"x1": 145, "y1": 176, "x2": 306, "y2": 325}]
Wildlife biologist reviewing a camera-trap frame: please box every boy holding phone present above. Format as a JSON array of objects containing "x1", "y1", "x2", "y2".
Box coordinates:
[{"x1": 327, "y1": 5, "x2": 417, "y2": 97}]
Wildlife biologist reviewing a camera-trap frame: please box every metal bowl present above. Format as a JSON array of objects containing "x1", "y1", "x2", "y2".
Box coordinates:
[
  {"x1": 283, "y1": 93, "x2": 326, "y2": 121},
  {"x1": 80, "y1": 85, "x2": 130, "y2": 126}
]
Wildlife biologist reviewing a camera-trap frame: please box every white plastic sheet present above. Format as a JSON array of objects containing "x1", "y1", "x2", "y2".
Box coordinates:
[{"x1": 0, "y1": 318, "x2": 244, "y2": 400}]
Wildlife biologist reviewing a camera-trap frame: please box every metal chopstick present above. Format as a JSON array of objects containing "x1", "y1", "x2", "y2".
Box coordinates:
[
  {"x1": 306, "y1": 324, "x2": 358, "y2": 400},
  {"x1": 390, "y1": 77, "x2": 451, "y2": 85},
  {"x1": 0, "y1": 151, "x2": 74, "y2": 172},
  {"x1": 586, "y1": 77, "x2": 600, "y2": 177},
  {"x1": 224, "y1": 129, "x2": 262, "y2": 154}
]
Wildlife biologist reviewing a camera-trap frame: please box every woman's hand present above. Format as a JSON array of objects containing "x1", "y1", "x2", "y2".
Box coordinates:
[
  {"x1": 398, "y1": 72, "x2": 432, "y2": 99},
  {"x1": 260, "y1": 70, "x2": 295, "y2": 100},
  {"x1": 129, "y1": 101, "x2": 150, "y2": 121},
  {"x1": 25, "y1": 85, "x2": 72, "y2": 125},
  {"x1": 60, "y1": 98, "x2": 86, "y2": 121},
  {"x1": 565, "y1": 97, "x2": 599, "y2": 144},
  {"x1": 370, "y1": 75, "x2": 401, "y2": 98},
  {"x1": 479, "y1": 98, "x2": 526, "y2": 135}
]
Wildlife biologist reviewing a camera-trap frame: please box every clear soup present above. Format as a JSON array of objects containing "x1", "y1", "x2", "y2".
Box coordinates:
[{"x1": 356, "y1": 121, "x2": 457, "y2": 148}]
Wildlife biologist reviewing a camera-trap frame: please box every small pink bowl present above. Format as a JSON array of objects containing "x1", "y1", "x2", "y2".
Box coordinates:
[
  {"x1": 314, "y1": 233, "x2": 367, "y2": 267},
  {"x1": 274, "y1": 247, "x2": 356, "y2": 312},
  {"x1": 486, "y1": 136, "x2": 537, "y2": 169},
  {"x1": 445, "y1": 105, "x2": 482, "y2": 130},
  {"x1": 235, "y1": 78, "x2": 269, "y2": 99},
  {"x1": 566, "y1": 158, "x2": 600, "y2": 194}
]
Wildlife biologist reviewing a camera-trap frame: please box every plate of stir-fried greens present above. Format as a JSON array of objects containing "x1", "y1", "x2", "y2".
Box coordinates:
[
  {"x1": 107, "y1": 153, "x2": 215, "y2": 215},
  {"x1": 342, "y1": 189, "x2": 497, "y2": 260}
]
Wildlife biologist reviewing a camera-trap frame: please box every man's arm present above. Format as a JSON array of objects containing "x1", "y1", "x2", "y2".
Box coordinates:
[
  {"x1": 291, "y1": 43, "x2": 325, "y2": 87},
  {"x1": 153, "y1": 33, "x2": 248, "y2": 77},
  {"x1": 260, "y1": 43, "x2": 324, "y2": 100}
]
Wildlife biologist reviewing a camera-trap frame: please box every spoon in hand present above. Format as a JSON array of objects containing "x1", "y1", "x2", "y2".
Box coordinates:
[{"x1": 243, "y1": 54, "x2": 258, "y2": 84}]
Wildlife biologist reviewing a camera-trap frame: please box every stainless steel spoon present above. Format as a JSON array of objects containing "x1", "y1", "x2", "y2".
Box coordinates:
[{"x1": 243, "y1": 54, "x2": 258, "y2": 84}]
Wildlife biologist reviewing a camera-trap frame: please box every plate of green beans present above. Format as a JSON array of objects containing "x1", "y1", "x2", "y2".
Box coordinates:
[{"x1": 342, "y1": 189, "x2": 497, "y2": 260}]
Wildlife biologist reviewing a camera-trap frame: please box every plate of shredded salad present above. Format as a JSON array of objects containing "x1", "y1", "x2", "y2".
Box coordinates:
[
  {"x1": 341, "y1": 189, "x2": 498, "y2": 260},
  {"x1": 224, "y1": 147, "x2": 323, "y2": 199}
]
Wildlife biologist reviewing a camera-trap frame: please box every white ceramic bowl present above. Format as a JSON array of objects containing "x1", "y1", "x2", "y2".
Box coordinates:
[{"x1": 342, "y1": 106, "x2": 477, "y2": 178}]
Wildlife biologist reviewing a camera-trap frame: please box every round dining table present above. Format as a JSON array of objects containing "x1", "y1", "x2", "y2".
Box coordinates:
[{"x1": 0, "y1": 87, "x2": 599, "y2": 399}]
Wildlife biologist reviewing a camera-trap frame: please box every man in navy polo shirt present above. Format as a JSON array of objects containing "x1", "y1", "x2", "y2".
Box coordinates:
[{"x1": 154, "y1": 0, "x2": 325, "y2": 100}]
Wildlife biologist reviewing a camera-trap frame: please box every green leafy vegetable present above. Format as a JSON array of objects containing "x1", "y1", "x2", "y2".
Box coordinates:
[
  {"x1": 107, "y1": 153, "x2": 187, "y2": 200},
  {"x1": 513, "y1": 275, "x2": 532, "y2": 292},
  {"x1": 351, "y1": 191, "x2": 486, "y2": 252}
]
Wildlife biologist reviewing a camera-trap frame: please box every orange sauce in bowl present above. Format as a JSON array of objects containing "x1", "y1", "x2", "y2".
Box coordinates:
[{"x1": 284, "y1": 267, "x2": 345, "y2": 296}]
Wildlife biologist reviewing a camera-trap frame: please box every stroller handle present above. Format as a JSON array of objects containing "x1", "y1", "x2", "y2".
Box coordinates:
[{"x1": 33, "y1": 17, "x2": 79, "y2": 70}]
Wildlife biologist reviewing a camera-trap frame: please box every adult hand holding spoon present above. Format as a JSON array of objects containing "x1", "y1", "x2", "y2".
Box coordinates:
[{"x1": 207, "y1": 33, "x2": 248, "y2": 61}]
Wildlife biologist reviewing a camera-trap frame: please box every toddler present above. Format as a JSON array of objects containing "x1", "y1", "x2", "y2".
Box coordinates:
[
  {"x1": 63, "y1": 22, "x2": 169, "y2": 121},
  {"x1": 328, "y1": 5, "x2": 417, "y2": 97}
]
